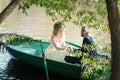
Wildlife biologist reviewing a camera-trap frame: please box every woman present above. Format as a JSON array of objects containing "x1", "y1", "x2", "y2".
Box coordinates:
[{"x1": 45, "y1": 22, "x2": 71, "y2": 62}]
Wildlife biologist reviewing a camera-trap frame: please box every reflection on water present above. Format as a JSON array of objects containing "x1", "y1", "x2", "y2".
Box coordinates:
[
  {"x1": 2, "y1": 59, "x2": 77, "y2": 80},
  {"x1": 0, "y1": 52, "x2": 10, "y2": 80},
  {"x1": 0, "y1": 52, "x2": 10, "y2": 72}
]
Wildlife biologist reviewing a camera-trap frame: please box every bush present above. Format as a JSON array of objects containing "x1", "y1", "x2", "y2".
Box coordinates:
[
  {"x1": 0, "y1": 33, "x2": 33, "y2": 44},
  {"x1": 72, "y1": 51, "x2": 111, "y2": 80}
]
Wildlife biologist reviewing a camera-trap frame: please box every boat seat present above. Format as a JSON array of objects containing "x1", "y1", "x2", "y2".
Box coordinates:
[
  {"x1": 9, "y1": 45, "x2": 37, "y2": 56},
  {"x1": 21, "y1": 48, "x2": 37, "y2": 55}
]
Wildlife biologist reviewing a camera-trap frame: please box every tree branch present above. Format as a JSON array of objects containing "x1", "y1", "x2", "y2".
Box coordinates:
[{"x1": 0, "y1": 0, "x2": 22, "y2": 24}]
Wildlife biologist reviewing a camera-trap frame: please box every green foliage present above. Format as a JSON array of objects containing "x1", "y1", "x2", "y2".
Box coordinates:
[
  {"x1": 74, "y1": 0, "x2": 109, "y2": 33},
  {"x1": 72, "y1": 51, "x2": 111, "y2": 80},
  {"x1": 0, "y1": 33, "x2": 33, "y2": 44},
  {"x1": 118, "y1": 0, "x2": 120, "y2": 14},
  {"x1": 18, "y1": 0, "x2": 76, "y2": 22},
  {"x1": 82, "y1": 44, "x2": 96, "y2": 53},
  {"x1": 69, "y1": 42, "x2": 111, "y2": 80},
  {"x1": 102, "y1": 44, "x2": 111, "y2": 53},
  {"x1": 18, "y1": 0, "x2": 110, "y2": 33},
  {"x1": 81, "y1": 55, "x2": 111, "y2": 79}
]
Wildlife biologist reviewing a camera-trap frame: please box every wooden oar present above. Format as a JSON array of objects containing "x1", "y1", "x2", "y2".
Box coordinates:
[{"x1": 40, "y1": 40, "x2": 49, "y2": 80}]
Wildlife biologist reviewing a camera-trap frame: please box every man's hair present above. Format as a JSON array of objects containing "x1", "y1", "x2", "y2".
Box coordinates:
[{"x1": 81, "y1": 26, "x2": 86, "y2": 30}]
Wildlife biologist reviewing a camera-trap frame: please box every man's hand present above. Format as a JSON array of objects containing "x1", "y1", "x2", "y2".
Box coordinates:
[
  {"x1": 75, "y1": 55, "x2": 80, "y2": 58},
  {"x1": 66, "y1": 46, "x2": 73, "y2": 52}
]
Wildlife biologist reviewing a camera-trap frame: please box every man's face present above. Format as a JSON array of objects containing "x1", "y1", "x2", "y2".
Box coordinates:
[{"x1": 81, "y1": 29, "x2": 87, "y2": 37}]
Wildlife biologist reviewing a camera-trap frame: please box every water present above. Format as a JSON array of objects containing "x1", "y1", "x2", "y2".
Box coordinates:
[
  {"x1": 0, "y1": 52, "x2": 10, "y2": 70},
  {"x1": 0, "y1": 52, "x2": 10, "y2": 80},
  {"x1": 0, "y1": 2, "x2": 82, "y2": 45},
  {"x1": 0, "y1": 0, "x2": 110, "y2": 45},
  {"x1": 0, "y1": 1, "x2": 110, "y2": 80}
]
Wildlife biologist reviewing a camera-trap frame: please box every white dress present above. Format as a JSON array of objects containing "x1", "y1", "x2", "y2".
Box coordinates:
[{"x1": 45, "y1": 36, "x2": 69, "y2": 62}]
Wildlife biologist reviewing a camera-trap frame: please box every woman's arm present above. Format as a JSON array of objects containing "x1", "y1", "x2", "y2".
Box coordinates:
[{"x1": 52, "y1": 37, "x2": 67, "y2": 50}]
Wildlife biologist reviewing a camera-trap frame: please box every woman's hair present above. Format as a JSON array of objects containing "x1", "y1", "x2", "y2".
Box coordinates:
[{"x1": 53, "y1": 22, "x2": 63, "y2": 36}]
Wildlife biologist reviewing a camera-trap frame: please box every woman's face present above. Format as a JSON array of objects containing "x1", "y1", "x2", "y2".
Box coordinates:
[{"x1": 58, "y1": 26, "x2": 64, "y2": 33}]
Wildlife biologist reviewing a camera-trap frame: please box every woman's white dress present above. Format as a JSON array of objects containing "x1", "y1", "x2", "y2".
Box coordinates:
[{"x1": 45, "y1": 36, "x2": 69, "y2": 62}]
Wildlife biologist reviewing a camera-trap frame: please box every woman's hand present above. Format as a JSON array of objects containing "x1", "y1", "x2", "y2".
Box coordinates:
[
  {"x1": 63, "y1": 46, "x2": 69, "y2": 50},
  {"x1": 64, "y1": 46, "x2": 73, "y2": 52}
]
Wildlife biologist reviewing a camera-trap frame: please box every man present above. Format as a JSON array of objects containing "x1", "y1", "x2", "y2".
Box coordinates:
[
  {"x1": 65, "y1": 26, "x2": 98, "y2": 64},
  {"x1": 80, "y1": 26, "x2": 98, "y2": 56}
]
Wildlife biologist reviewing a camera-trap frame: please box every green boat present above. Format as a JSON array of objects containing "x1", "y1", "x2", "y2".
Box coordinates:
[{"x1": 7, "y1": 40, "x2": 81, "y2": 79}]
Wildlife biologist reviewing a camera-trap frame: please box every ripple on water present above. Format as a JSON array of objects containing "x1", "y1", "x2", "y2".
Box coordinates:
[{"x1": 0, "y1": 74, "x2": 19, "y2": 80}]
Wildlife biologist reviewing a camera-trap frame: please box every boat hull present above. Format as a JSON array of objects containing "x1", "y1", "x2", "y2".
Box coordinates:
[{"x1": 7, "y1": 40, "x2": 81, "y2": 79}]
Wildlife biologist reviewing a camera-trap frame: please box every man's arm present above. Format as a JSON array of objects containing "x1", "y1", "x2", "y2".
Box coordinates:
[
  {"x1": 81, "y1": 36, "x2": 93, "y2": 52},
  {"x1": 83, "y1": 36, "x2": 93, "y2": 44}
]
